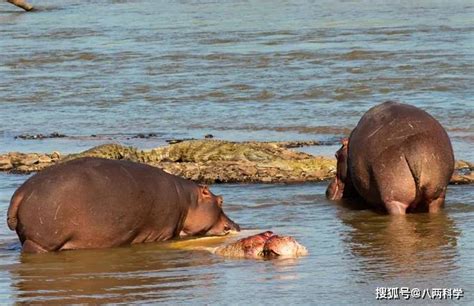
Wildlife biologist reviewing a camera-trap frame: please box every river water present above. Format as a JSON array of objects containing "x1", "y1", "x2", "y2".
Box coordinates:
[{"x1": 0, "y1": 0, "x2": 473, "y2": 303}]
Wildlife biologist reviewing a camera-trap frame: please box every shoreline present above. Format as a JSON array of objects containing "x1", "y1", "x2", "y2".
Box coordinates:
[{"x1": 0, "y1": 139, "x2": 472, "y2": 185}]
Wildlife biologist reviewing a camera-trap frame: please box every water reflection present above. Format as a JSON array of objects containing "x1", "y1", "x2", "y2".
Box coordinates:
[
  {"x1": 7, "y1": 232, "x2": 306, "y2": 303},
  {"x1": 9, "y1": 243, "x2": 219, "y2": 303},
  {"x1": 261, "y1": 258, "x2": 304, "y2": 282},
  {"x1": 338, "y1": 207, "x2": 460, "y2": 280}
]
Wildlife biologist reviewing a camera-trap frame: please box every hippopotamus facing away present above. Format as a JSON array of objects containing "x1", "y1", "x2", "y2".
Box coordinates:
[
  {"x1": 7, "y1": 157, "x2": 240, "y2": 253},
  {"x1": 326, "y1": 101, "x2": 454, "y2": 214},
  {"x1": 214, "y1": 231, "x2": 308, "y2": 259}
]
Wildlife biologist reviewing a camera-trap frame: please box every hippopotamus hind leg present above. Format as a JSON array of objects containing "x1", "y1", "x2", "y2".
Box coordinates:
[
  {"x1": 22, "y1": 240, "x2": 48, "y2": 253},
  {"x1": 371, "y1": 157, "x2": 416, "y2": 215},
  {"x1": 385, "y1": 201, "x2": 409, "y2": 215},
  {"x1": 426, "y1": 189, "x2": 446, "y2": 213}
]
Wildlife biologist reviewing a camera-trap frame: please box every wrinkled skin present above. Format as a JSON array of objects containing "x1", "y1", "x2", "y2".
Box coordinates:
[
  {"x1": 326, "y1": 101, "x2": 454, "y2": 214},
  {"x1": 214, "y1": 231, "x2": 308, "y2": 259},
  {"x1": 7, "y1": 157, "x2": 240, "y2": 253}
]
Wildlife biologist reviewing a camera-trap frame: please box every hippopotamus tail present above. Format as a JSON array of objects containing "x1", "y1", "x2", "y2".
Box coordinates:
[
  {"x1": 404, "y1": 154, "x2": 423, "y2": 204},
  {"x1": 7, "y1": 190, "x2": 25, "y2": 230}
]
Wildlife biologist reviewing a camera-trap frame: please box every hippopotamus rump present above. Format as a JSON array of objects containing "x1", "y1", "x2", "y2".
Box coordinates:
[
  {"x1": 214, "y1": 231, "x2": 308, "y2": 258},
  {"x1": 7, "y1": 157, "x2": 240, "y2": 253},
  {"x1": 326, "y1": 101, "x2": 454, "y2": 214}
]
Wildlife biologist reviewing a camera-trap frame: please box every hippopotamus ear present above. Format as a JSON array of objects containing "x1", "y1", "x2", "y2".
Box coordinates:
[
  {"x1": 198, "y1": 185, "x2": 211, "y2": 197},
  {"x1": 335, "y1": 138, "x2": 349, "y2": 158},
  {"x1": 216, "y1": 195, "x2": 223, "y2": 208}
]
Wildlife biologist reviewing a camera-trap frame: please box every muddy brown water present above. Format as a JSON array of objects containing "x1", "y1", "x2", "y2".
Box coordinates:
[{"x1": 0, "y1": 0, "x2": 473, "y2": 303}]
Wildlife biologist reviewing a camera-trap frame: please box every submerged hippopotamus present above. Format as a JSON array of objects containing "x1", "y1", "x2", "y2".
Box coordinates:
[
  {"x1": 7, "y1": 157, "x2": 240, "y2": 253},
  {"x1": 214, "y1": 231, "x2": 308, "y2": 259},
  {"x1": 326, "y1": 101, "x2": 454, "y2": 214}
]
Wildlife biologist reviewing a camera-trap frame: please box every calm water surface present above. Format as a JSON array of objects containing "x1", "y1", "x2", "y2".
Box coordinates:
[{"x1": 0, "y1": 0, "x2": 473, "y2": 304}]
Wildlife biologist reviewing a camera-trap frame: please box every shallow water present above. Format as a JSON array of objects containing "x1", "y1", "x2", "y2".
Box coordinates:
[
  {"x1": 0, "y1": 179, "x2": 473, "y2": 303},
  {"x1": 0, "y1": 0, "x2": 473, "y2": 304}
]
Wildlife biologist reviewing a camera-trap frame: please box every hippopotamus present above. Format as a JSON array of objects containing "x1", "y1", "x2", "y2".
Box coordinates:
[
  {"x1": 7, "y1": 0, "x2": 33, "y2": 11},
  {"x1": 326, "y1": 101, "x2": 454, "y2": 214},
  {"x1": 7, "y1": 157, "x2": 240, "y2": 253},
  {"x1": 214, "y1": 231, "x2": 308, "y2": 258}
]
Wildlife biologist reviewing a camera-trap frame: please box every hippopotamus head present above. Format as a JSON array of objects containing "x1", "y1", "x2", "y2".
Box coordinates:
[
  {"x1": 182, "y1": 185, "x2": 240, "y2": 237},
  {"x1": 262, "y1": 235, "x2": 309, "y2": 258},
  {"x1": 214, "y1": 231, "x2": 308, "y2": 259},
  {"x1": 218, "y1": 231, "x2": 274, "y2": 258},
  {"x1": 326, "y1": 138, "x2": 349, "y2": 200}
]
